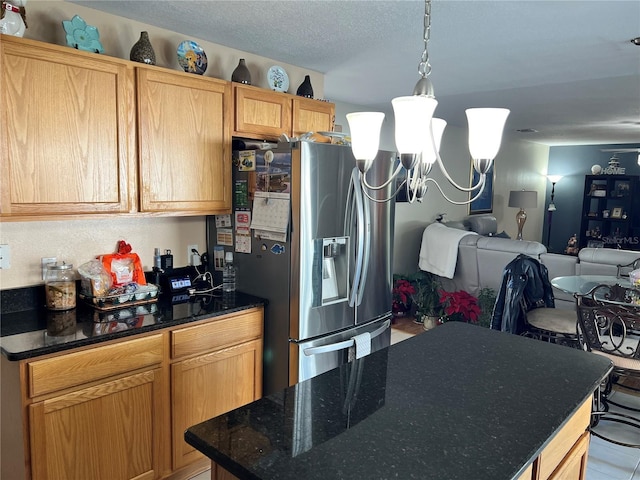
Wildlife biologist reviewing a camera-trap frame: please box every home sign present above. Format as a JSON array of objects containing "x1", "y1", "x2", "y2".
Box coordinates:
[{"x1": 602, "y1": 165, "x2": 626, "y2": 175}]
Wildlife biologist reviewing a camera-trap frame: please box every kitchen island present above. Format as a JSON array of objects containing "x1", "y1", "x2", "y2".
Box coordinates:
[{"x1": 185, "y1": 322, "x2": 612, "y2": 480}]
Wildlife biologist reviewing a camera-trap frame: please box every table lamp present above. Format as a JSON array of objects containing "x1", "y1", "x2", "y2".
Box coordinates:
[{"x1": 508, "y1": 190, "x2": 538, "y2": 240}]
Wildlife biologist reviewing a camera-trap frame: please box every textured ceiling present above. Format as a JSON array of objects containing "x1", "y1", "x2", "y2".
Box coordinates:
[{"x1": 71, "y1": 0, "x2": 640, "y2": 146}]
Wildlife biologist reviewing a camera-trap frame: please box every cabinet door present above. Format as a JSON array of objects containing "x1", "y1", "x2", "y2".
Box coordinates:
[
  {"x1": 29, "y1": 369, "x2": 162, "y2": 480},
  {"x1": 292, "y1": 97, "x2": 335, "y2": 140},
  {"x1": 548, "y1": 432, "x2": 589, "y2": 480},
  {"x1": 137, "y1": 68, "x2": 232, "y2": 214},
  {"x1": 233, "y1": 84, "x2": 292, "y2": 139},
  {"x1": 1, "y1": 36, "x2": 136, "y2": 217},
  {"x1": 536, "y1": 398, "x2": 590, "y2": 480},
  {"x1": 171, "y1": 339, "x2": 263, "y2": 469}
]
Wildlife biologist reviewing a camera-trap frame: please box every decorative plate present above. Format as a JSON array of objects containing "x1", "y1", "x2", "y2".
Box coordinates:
[
  {"x1": 177, "y1": 40, "x2": 208, "y2": 75},
  {"x1": 267, "y1": 66, "x2": 289, "y2": 93},
  {"x1": 62, "y1": 15, "x2": 104, "y2": 54}
]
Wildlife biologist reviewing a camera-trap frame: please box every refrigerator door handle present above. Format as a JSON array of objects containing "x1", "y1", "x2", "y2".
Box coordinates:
[
  {"x1": 348, "y1": 168, "x2": 368, "y2": 307},
  {"x1": 344, "y1": 169, "x2": 358, "y2": 306},
  {"x1": 357, "y1": 181, "x2": 372, "y2": 305},
  {"x1": 370, "y1": 319, "x2": 391, "y2": 340},
  {"x1": 303, "y1": 338, "x2": 354, "y2": 356},
  {"x1": 302, "y1": 319, "x2": 390, "y2": 357}
]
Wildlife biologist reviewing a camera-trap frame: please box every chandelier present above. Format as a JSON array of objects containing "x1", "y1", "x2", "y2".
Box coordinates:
[{"x1": 346, "y1": 0, "x2": 510, "y2": 204}]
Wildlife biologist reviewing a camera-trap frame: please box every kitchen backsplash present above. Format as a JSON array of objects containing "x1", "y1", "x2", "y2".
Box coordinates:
[{"x1": 0, "y1": 216, "x2": 206, "y2": 290}]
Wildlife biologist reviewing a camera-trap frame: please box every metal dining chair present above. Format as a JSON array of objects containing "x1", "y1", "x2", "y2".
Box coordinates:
[
  {"x1": 576, "y1": 284, "x2": 640, "y2": 448},
  {"x1": 616, "y1": 257, "x2": 640, "y2": 278},
  {"x1": 490, "y1": 254, "x2": 580, "y2": 346},
  {"x1": 524, "y1": 305, "x2": 580, "y2": 347}
]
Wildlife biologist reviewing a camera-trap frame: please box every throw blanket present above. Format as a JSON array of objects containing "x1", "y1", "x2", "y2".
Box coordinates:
[{"x1": 418, "y1": 223, "x2": 476, "y2": 279}]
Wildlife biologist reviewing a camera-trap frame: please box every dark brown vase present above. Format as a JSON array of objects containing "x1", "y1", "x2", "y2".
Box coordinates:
[
  {"x1": 130, "y1": 31, "x2": 156, "y2": 65},
  {"x1": 296, "y1": 75, "x2": 314, "y2": 98},
  {"x1": 231, "y1": 58, "x2": 252, "y2": 85}
]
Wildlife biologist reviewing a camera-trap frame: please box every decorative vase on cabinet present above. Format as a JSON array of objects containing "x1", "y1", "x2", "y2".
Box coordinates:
[
  {"x1": 231, "y1": 58, "x2": 251, "y2": 85},
  {"x1": 296, "y1": 75, "x2": 314, "y2": 98},
  {"x1": 130, "y1": 31, "x2": 156, "y2": 65}
]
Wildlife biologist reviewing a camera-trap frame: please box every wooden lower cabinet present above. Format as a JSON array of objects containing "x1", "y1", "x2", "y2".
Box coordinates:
[
  {"x1": 212, "y1": 463, "x2": 240, "y2": 480},
  {"x1": 548, "y1": 432, "x2": 590, "y2": 480},
  {"x1": 29, "y1": 369, "x2": 162, "y2": 480},
  {"x1": 171, "y1": 339, "x2": 263, "y2": 469},
  {"x1": 2, "y1": 307, "x2": 264, "y2": 480},
  {"x1": 522, "y1": 397, "x2": 592, "y2": 480}
]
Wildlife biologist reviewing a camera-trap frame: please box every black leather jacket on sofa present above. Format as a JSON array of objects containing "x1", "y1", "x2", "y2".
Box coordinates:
[{"x1": 491, "y1": 254, "x2": 555, "y2": 334}]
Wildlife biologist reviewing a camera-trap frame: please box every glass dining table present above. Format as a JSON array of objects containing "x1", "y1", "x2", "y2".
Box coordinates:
[{"x1": 551, "y1": 275, "x2": 632, "y2": 296}]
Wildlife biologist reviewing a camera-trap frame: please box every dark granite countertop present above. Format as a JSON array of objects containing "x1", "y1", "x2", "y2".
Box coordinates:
[
  {"x1": 0, "y1": 286, "x2": 265, "y2": 361},
  {"x1": 185, "y1": 322, "x2": 612, "y2": 480}
]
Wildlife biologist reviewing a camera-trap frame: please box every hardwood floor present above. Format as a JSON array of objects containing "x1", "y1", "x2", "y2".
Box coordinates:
[{"x1": 391, "y1": 315, "x2": 426, "y2": 336}]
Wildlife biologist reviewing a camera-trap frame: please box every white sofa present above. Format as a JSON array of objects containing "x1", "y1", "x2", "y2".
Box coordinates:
[{"x1": 428, "y1": 219, "x2": 640, "y2": 310}]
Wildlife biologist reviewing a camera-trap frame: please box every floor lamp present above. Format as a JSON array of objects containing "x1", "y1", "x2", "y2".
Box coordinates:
[
  {"x1": 508, "y1": 190, "x2": 538, "y2": 240},
  {"x1": 545, "y1": 175, "x2": 562, "y2": 249}
]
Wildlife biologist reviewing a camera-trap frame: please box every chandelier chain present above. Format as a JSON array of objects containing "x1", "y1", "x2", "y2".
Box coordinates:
[
  {"x1": 418, "y1": 0, "x2": 432, "y2": 78},
  {"x1": 345, "y1": 0, "x2": 510, "y2": 205}
]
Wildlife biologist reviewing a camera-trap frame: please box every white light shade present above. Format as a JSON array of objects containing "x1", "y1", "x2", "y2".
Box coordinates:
[
  {"x1": 547, "y1": 174, "x2": 563, "y2": 184},
  {"x1": 346, "y1": 112, "x2": 385, "y2": 160},
  {"x1": 392, "y1": 96, "x2": 437, "y2": 155},
  {"x1": 422, "y1": 118, "x2": 447, "y2": 164},
  {"x1": 637, "y1": 153, "x2": 640, "y2": 166},
  {"x1": 466, "y1": 108, "x2": 510, "y2": 160}
]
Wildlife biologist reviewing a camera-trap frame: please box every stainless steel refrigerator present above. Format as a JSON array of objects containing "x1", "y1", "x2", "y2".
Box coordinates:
[{"x1": 208, "y1": 141, "x2": 395, "y2": 395}]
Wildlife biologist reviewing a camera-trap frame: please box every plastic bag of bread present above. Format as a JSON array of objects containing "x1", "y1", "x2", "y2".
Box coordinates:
[
  {"x1": 99, "y1": 240, "x2": 147, "y2": 287},
  {"x1": 78, "y1": 260, "x2": 113, "y2": 297}
]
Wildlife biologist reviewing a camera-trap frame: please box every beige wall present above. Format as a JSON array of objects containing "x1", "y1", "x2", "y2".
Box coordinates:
[
  {"x1": 0, "y1": 217, "x2": 207, "y2": 288},
  {"x1": 1, "y1": 1, "x2": 550, "y2": 288},
  {"x1": 22, "y1": 1, "x2": 324, "y2": 96},
  {"x1": 1, "y1": 1, "x2": 325, "y2": 290}
]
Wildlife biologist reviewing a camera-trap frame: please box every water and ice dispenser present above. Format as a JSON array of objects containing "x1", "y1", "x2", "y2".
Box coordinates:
[{"x1": 314, "y1": 237, "x2": 349, "y2": 306}]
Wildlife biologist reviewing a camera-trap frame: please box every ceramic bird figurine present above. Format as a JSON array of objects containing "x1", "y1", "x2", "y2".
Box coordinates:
[{"x1": 0, "y1": 0, "x2": 28, "y2": 37}]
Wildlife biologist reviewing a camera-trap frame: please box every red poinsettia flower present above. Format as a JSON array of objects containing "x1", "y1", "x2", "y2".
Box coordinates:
[
  {"x1": 392, "y1": 279, "x2": 416, "y2": 306},
  {"x1": 438, "y1": 290, "x2": 481, "y2": 323}
]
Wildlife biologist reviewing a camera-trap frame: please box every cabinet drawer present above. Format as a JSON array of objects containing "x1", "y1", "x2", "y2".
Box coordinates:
[
  {"x1": 536, "y1": 397, "x2": 591, "y2": 480},
  {"x1": 28, "y1": 334, "x2": 163, "y2": 397},
  {"x1": 171, "y1": 308, "x2": 263, "y2": 359}
]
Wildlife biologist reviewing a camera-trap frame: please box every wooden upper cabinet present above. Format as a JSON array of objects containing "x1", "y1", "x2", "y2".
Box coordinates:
[
  {"x1": 233, "y1": 84, "x2": 335, "y2": 141},
  {"x1": 137, "y1": 67, "x2": 232, "y2": 214},
  {"x1": 233, "y1": 84, "x2": 291, "y2": 139},
  {"x1": 292, "y1": 97, "x2": 335, "y2": 140},
  {"x1": 0, "y1": 35, "x2": 136, "y2": 218}
]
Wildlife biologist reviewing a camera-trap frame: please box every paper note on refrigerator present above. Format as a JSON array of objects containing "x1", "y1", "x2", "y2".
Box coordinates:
[{"x1": 250, "y1": 192, "x2": 289, "y2": 235}]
